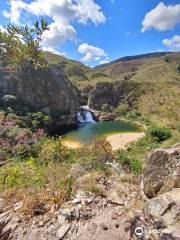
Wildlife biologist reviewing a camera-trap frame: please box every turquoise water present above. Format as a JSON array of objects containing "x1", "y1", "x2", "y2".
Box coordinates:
[{"x1": 64, "y1": 121, "x2": 142, "y2": 144}]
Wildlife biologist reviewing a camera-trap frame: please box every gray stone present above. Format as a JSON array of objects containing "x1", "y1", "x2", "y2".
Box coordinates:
[
  {"x1": 0, "y1": 64, "x2": 79, "y2": 115},
  {"x1": 106, "y1": 190, "x2": 124, "y2": 206},
  {"x1": 145, "y1": 189, "x2": 180, "y2": 228},
  {"x1": 143, "y1": 144, "x2": 180, "y2": 198},
  {"x1": 59, "y1": 207, "x2": 76, "y2": 222},
  {"x1": 68, "y1": 164, "x2": 88, "y2": 179},
  {"x1": 56, "y1": 224, "x2": 71, "y2": 239}
]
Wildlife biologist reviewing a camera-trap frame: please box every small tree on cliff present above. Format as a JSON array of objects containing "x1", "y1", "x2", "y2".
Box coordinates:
[{"x1": 0, "y1": 18, "x2": 49, "y2": 69}]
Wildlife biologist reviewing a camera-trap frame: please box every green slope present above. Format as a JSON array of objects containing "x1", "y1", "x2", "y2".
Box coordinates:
[
  {"x1": 44, "y1": 52, "x2": 114, "y2": 91},
  {"x1": 97, "y1": 52, "x2": 180, "y2": 128}
]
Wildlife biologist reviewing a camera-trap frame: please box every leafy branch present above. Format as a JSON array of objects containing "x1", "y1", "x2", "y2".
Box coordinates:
[{"x1": 0, "y1": 18, "x2": 49, "y2": 69}]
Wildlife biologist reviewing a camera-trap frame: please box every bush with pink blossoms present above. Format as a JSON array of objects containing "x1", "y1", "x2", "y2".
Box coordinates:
[{"x1": 0, "y1": 112, "x2": 46, "y2": 159}]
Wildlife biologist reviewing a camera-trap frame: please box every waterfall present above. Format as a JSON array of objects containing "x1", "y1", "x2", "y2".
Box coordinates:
[
  {"x1": 85, "y1": 111, "x2": 94, "y2": 122},
  {"x1": 76, "y1": 110, "x2": 95, "y2": 123},
  {"x1": 77, "y1": 112, "x2": 85, "y2": 123}
]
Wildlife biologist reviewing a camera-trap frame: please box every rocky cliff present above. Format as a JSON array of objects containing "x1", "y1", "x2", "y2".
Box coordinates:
[
  {"x1": 0, "y1": 63, "x2": 79, "y2": 115},
  {"x1": 88, "y1": 80, "x2": 140, "y2": 111}
]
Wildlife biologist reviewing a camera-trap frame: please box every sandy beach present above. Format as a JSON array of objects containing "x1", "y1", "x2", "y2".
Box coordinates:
[
  {"x1": 106, "y1": 132, "x2": 145, "y2": 150},
  {"x1": 62, "y1": 140, "x2": 82, "y2": 149},
  {"x1": 63, "y1": 132, "x2": 145, "y2": 150}
]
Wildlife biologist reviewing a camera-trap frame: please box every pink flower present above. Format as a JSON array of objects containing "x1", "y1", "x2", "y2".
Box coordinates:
[{"x1": 32, "y1": 129, "x2": 45, "y2": 140}]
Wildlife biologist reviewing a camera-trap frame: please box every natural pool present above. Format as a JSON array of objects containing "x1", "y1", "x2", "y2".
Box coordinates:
[{"x1": 64, "y1": 120, "x2": 142, "y2": 144}]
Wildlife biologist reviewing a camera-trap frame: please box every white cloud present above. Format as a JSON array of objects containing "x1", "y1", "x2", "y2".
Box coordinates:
[
  {"x1": 76, "y1": 0, "x2": 106, "y2": 25},
  {"x1": 142, "y1": 2, "x2": 180, "y2": 32},
  {"x1": 43, "y1": 47, "x2": 66, "y2": 56},
  {"x1": 156, "y1": 48, "x2": 165, "y2": 52},
  {"x1": 3, "y1": 0, "x2": 27, "y2": 24},
  {"x1": 0, "y1": 25, "x2": 5, "y2": 32},
  {"x1": 78, "y1": 43, "x2": 108, "y2": 63},
  {"x1": 3, "y1": 0, "x2": 106, "y2": 54},
  {"x1": 99, "y1": 60, "x2": 109, "y2": 65},
  {"x1": 163, "y1": 35, "x2": 180, "y2": 51},
  {"x1": 41, "y1": 22, "x2": 76, "y2": 51}
]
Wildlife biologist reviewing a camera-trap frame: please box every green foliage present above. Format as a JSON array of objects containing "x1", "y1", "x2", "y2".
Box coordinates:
[
  {"x1": 76, "y1": 139, "x2": 114, "y2": 174},
  {"x1": 0, "y1": 18, "x2": 49, "y2": 68},
  {"x1": 148, "y1": 127, "x2": 172, "y2": 142},
  {"x1": 38, "y1": 137, "x2": 73, "y2": 165},
  {"x1": 22, "y1": 112, "x2": 52, "y2": 130},
  {"x1": 116, "y1": 150, "x2": 143, "y2": 174},
  {"x1": 0, "y1": 164, "x2": 44, "y2": 189},
  {"x1": 114, "y1": 103, "x2": 130, "y2": 115},
  {"x1": 122, "y1": 112, "x2": 151, "y2": 125},
  {"x1": 44, "y1": 51, "x2": 114, "y2": 95}
]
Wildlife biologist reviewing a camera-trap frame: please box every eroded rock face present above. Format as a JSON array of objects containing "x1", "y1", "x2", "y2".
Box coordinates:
[
  {"x1": 0, "y1": 64, "x2": 79, "y2": 114},
  {"x1": 144, "y1": 189, "x2": 180, "y2": 239},
  {"x1": 88, "y1": 81, "x2": 139, "y2": 111},
  {"x1": 143, "y1": 144, "x2": 180, "y2": 198},
  {"x1": 93, "y1": 111, "x2": 117, "y2": 121}
]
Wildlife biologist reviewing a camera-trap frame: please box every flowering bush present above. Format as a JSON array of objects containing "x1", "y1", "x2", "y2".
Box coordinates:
[{"x1": 0, "y1": 112, "x2": 46, "y2": 159}]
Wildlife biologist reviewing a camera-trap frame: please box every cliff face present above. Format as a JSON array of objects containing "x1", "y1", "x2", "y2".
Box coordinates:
[
  {"x1": 0, "y1": 64, "x2": 79, "y2": 115},
  {"x1": 88, "y1": 81, "x2": 140, "y2": 111}
]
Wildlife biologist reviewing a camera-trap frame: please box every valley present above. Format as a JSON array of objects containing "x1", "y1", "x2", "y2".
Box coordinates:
[{"x1": 0, "y1": 20, "x2": 180, "y2": 240}]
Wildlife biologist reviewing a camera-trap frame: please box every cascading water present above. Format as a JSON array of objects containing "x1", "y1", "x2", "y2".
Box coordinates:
[{"x1": 76, "y1": 110, "x2": 95, "y2": 123}]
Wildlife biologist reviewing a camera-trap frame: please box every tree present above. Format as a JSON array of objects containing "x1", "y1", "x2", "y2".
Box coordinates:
[{"x1": 0, "y1": 18, "x2": 49, "y2": 69}]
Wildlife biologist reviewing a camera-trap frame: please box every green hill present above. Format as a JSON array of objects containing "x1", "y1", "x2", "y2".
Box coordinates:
[
  {"x1": 44, "y1": 52, "x2": 114, "y2": 103},
  {"x1": 44, "y1": 51, "x2": 180, "y2": 128},
  {"x1": 96, "y1": 52, "x2": 180, "y2": 128}
]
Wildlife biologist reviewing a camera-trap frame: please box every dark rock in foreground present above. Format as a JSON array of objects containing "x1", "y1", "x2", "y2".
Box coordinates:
[{"x1": 143, "y1": 144, "x2": 180, "y2": 198}]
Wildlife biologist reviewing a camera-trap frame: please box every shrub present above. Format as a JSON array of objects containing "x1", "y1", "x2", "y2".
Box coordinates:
[
  {"x1": 74, "y1": 172, "x2": 104, "y2": 196},
  {"x1": 116, "y1": 150, "x2": 143, "y2": 174},
  {"x1": 0, "y1": 165, "x2": 38, "y2": 189},
  {"x1": 76, "y1": 139, "x2": 114, "y2": 174},
  {"x1": 123, "y1": 112, "x2": 151, "y2": 125},
  {"x1": 38, "y1": 137, "x2": 69, "y2": 164},
  {"x1": 23, "y1": 112, "x2": 52, "y2": 131},
  {"x1": 115, "y1": 103, "x2": 130, "y2": 115},
  {"x1": 148, "y1": 127, "x2": 172, "y2": 142}
]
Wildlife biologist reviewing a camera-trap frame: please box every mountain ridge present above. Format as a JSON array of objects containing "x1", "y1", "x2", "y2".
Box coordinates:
[{"x1": 95, "y1": 51, "x2": 172, "y2": 69}]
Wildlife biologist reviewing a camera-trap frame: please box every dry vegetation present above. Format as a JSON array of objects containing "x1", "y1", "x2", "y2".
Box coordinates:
[{"x1": 98, "y1": 52, "x2": 180, "y2": 129}]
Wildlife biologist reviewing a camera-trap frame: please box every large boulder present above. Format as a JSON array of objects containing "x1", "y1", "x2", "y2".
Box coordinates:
[
  {"x1": 0, "y1": 64, "x2": 79, "y2": 115},
  {"x1": 143, "y1": 144, "x2": 180, "y2": 198},
  {"x1": 144, "y1": 189, "x2": 180, "y2": 239}
]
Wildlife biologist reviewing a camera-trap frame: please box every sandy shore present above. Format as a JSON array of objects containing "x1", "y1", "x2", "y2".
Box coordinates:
[
  {"x1": 63, "y1": 132, "x2": 145, "y2": 150},
  {"x1": 106, "y1": 132, "x2": 145, "y2": 150},
  {"x1": 62, "y1": 140, "x2": 82, "y2": 149}
]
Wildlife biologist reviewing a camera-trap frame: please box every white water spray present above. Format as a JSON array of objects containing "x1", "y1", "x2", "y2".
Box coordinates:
[{"x1": 76, "y1": 110, "x2": 95, "y2": 123}]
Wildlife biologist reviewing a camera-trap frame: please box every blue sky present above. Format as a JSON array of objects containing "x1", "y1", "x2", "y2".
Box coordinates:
[{"x1": 0, "y1": 0, "x2": 180, "y2": 66}]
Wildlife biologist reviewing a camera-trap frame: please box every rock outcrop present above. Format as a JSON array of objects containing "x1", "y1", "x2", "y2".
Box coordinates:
[
  {"x1": 143, "y1": 144, "x2": 180, "y2": 198},
  {"x1": 92, "y1": 110, "x2": 117, "y2": 121},
  {"x1": 0, "y1": 144, "x2": 179, "y2": 240},
  {"x1": 0, "y1": 175, "x2": 139, "y2": 240},
  {"x1": 0, "y1": 64, "x2": 79, "y2": 115},
  {"x1": 142, "y1": 144, "x2": 180, "y2": 239},
  {"x1": 88, "y1": 81, "x2": 140, "y2": 111},
  {"x1": 144, "y1": 187, "x2": 180, "y2": 239}
]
